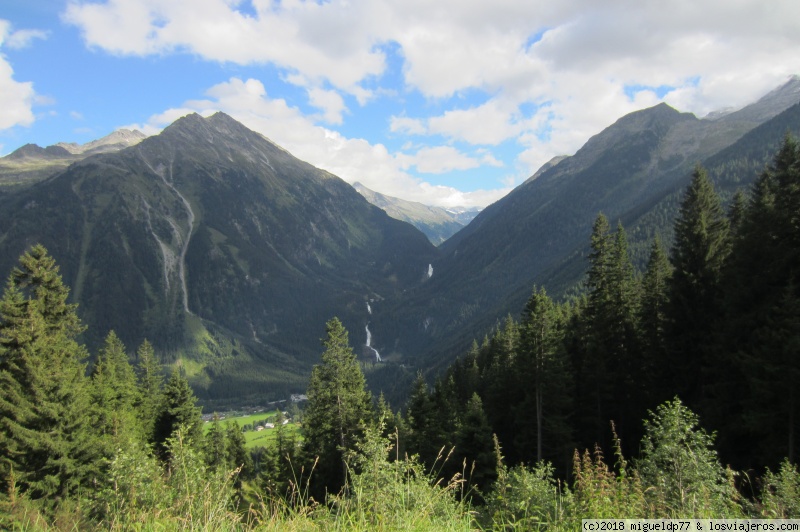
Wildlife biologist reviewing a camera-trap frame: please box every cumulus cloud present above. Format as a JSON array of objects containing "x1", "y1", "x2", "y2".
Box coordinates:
[
  {"x1": 5, "y1": 28, "x2": 48, "y2": 49},
  {"x1": 125, "y1": 77, "x2": 506, "y2": 207},
  {"x1": 0, "y1": 21, "x2": 37, "y2": 131},
  {"x1": 400, "y1": 145, "x2": 482, "y2": 174},
  {"x1": 63, "y1": 0, "x2": 800, "y2": 201}
]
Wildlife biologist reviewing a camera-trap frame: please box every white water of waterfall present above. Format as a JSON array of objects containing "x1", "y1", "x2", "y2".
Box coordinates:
[
  {"x1": 427, "y1": 263, "x2": 433, "y2": 278},
  {"x1": 365, "y1": 323, "x2": 382, "y2": 362},
  {"x1": 366, "y1": 302, "x2": 372, "y2": 315}
]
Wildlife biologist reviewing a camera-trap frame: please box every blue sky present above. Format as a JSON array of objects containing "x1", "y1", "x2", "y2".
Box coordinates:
[{"x1": 1, "y1": 0, "x2": 799, "y2": 207}]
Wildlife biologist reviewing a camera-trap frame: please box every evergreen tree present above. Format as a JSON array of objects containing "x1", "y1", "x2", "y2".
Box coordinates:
[
  {"x1": 90, "y1": 331, "x2": 141, "y2": 466},
  {"x1": 667, "y1": 165, "x2": 729, "y2": 406},
  {"x1": 454, "y1": 393, "x2": 496, "y2": 496},
  {"x1": 261, "y1": 409, "x2": 296, "y2": 495},
  {"x1": 135, "y1": 339, "x2": 163, "y2": 440},
  {"x1": 481, "y1": 315, "x2": 520, "y2": 462},
  {"x1": 225, "y1": 420, "x2": 251, "y2": 475},
  {"x1": 406, "y1": 372, "x2": 443, "y2": 468},
  {"x1": 152, "y1": 369, "x2": 203, "y2": 460},
  {"x1": 638, "y1": 237, "x2": 671, "y2": 405},
  {"x1": 303, "y1": 317, "x2": 372, "y2": 495},
  {"x1": 721, "y1": 136, "x2": 800, "y2": 466},
  {"x1": 204, "y1": 413, "x2": 227, "y2": 470},
  {"x1": 514, "y1": 286, "x2": 573, "y2": 465},
  {"x1": 0, "y1": 245, "x2": 96, "y2": 500},
  {"x1": 581, "y1": 215, "x2": 641, "y2": 448}
]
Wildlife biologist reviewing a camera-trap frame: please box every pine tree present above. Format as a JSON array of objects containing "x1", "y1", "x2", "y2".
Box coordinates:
[
  {"x1": 638, "y1": 237, "x2": 671, "y2": 405},
  {"x1": 90, "y1": 331, "x2": 141, "y2": 465},
  {"x1": 454, "y1": 393, "x2": 496, "y2": 495},
  {"x1": 152, "y1": 369, "x2": 203, "y2": 460},
  {"x1": 406, "y1": 372, "x2": 442, "y2": 468},
  {"x1": 721, "y1": 136, "x2": 800, "y2": 467},
  {"x1": 581, "y1": 215, "x2": 641, "y2": 448},
  {"x1": 667, "y1": 165, "x2": 729, "y2": 407},
  {"x1": 515, "y1": 286, "x2": 573, "y2": 465},
  {"x1": 302, "y1": 317, "x2": 372, "y2": 495},
  {"x1": 204, "y1": 413, "x2": 227, "y2": 470},
  {"x1": 135, "y1": 339, "x2": 163, "y2": 440},
  {"x1": 0, "y1": 245, "x2": 96, "y2": 500}
]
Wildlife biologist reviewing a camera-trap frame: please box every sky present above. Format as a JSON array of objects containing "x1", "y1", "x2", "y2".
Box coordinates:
[{"x1": 1, "y1": 1, "x2": 800, "y2": 208}]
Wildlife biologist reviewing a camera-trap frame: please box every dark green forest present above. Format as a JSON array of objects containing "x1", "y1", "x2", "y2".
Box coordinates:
[{"x1": 2, "y1": 138, "x2": 800, "y2": 529}]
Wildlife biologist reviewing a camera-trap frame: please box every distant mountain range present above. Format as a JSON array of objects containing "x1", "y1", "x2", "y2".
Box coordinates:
[
  {"x1": 0, "y1": 129, "x2": 146, "y2": 192},
  {"x1": 352, "y1": 182, "x2": 480, "y2": 245},
  {"x1": 1, "y1": 76, "x2": 799, "y2": 404}
]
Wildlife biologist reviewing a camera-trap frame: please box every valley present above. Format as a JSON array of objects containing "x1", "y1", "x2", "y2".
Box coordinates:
[{"x1": 1, "y1": 78, "x2": 800, "y2": 408}]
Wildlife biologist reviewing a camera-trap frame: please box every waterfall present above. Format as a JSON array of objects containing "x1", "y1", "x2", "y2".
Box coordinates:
[
  {"x1": 427, "y1": 263, "x2": 433, "y2": 278},
  {"x1": 366, "y1": 302, "x2": 372, "y2": 315},
  {"x1": 365, "y1": 323, "x2": 382, "y2": 362}
]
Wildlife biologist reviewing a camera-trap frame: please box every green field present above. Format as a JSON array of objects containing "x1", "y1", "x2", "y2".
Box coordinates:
[{"x1": 203, "y1": 409, "x2": 302, "y2": 449}]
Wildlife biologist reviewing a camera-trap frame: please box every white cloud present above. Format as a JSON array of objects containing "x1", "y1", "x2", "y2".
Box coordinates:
[
  {"x1": 401, "y1": 145, "x2": 483, "y2": 174},
  {"x1": 0, "y1": 21, "x2": 37, "y2": 130},
  {"x1": 5, "y1": 28, "x2": 49, "y2": 49},
  {"x1": 390, "y1": 116, "x2": 426, "y2": 136},
  {"x1": 126, "y1": 77, "x2": 506, "y2": 207},
  {"x1": 306, "y1": 87, "x2": 347, "y2": 125},
  {"x1": 62, "y1": 0, "x2": 800, "y2": 199}
]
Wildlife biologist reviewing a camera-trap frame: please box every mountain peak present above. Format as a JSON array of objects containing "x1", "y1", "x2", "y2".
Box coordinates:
[{"x1": 710, "y1": 75, "x2": 800, "y2": 124}]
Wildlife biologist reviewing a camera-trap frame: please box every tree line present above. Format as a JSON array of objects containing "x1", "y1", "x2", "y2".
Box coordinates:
[{"x1": 401, "y1": 135, "x2": 800, "y2": 485}]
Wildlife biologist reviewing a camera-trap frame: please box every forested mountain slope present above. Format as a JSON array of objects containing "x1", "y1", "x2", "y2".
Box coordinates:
[
  {"x1": 374, "y1": 79, "x2": 800, "y2": 372},
  {"x1": 0, "y1": 112, "x2": 438, "y2": 402}
]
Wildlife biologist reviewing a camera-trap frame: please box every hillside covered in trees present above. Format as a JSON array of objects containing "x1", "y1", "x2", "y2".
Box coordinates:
[{"x1": 1, "y1": 138, "x2": 800, "y2": 529}]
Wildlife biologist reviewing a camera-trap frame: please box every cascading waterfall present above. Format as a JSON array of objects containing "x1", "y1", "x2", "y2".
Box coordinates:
[
  {"x1": 427, "y1": 263, "x2": 433, "y2": 278},
  {"x1": 365, "y1": 323, "x2": 382, "y2": 362}
]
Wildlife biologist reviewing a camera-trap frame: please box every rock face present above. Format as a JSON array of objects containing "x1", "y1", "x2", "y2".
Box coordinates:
[{"x1": 0, "y1": 112, "x2": 438, "y2": 400}]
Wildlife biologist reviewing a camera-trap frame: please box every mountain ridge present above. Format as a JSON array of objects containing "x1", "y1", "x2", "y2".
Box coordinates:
[
  {"x1": 352, "y1": 182, "x2": 479, "y2": 245},
  {"x1": 0, "y1": 112, "x2": 438, "y2": 402}
]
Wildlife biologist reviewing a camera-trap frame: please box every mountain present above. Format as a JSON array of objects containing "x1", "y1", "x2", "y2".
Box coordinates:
[
  {"x1": 373, "y1": 77, "x2": 800, "y2": 371},
  {"x1": 0, "y1": 128, "x2": 146, "y2": 192},
  {"x1": 3, "y1": 78, "x2": 800, "y2": 404},
  {"x1": 56, "y1": 128, "x2": 146, "y2": 155},
  {"x1": 352, "y1": 182, "x2": 479, "y2": 245},
  {"x1": 0, "y1": 112, "x2": 438, "y2": 402}
]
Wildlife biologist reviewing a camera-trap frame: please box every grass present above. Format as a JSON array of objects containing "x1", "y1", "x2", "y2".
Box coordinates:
[{"x1": 203, "y1": 409, "x2": 302, "y2": 449}]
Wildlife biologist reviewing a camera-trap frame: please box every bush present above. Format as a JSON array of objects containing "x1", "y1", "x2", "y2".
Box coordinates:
[{"x1": 636, "y1": 398, "x2": 741, "y2": 517}]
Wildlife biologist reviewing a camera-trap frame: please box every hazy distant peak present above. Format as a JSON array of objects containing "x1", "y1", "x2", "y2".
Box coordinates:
[
  {"x1": 56, "y1": 128, "x2": 146, "y2": 155},
  {"x1": 353, "y1": 181, "x2": 477, "y2": 245},
  {"x1": 708, "y1": 75, "x2": 800, "y2": 125}
]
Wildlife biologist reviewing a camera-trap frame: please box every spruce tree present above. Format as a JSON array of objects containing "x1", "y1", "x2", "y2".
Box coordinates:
[
  {"x1": 581, "y1": 215, "x2": 640, "y2": 448},
  {"x1": 225, "y1": 420, "x2": 251, "y2": 475},
  {"x1": 515, "y1": 286, "x2": 573, "y2": 465},
  {"x1": 135, "y1": 339, "x2": 163, "y2": 440},
  {"x1": 302, "y1": 317, "x2": 372, "y2": 495},
  {"x1": 152, "y1": 369, "x2": 203, "y2": 460},
  {"x1": 204, "y1": 413, "x2": 227, "y2": 470},
  {"x1": 667, "y1": 165, "x2": 729, "y2": 406},
  {"x1": 90, "y1": 330, "x2": 141, "y2": 467},
  {"x1": 721, "y1": 136, "x2": 800, "y2": 466},
  {"x1": 406, "y1": 372, "x2": 442, "y2": 468},
  {"x1": 454, "y1": 393, "x2": 496, "y2": 495},
  {"x1": 639, "y1": 237, "x2": 671, "y2": 405},
  {"x1": 0, "y1": 245, "x2": 95, "y2": 500}
]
